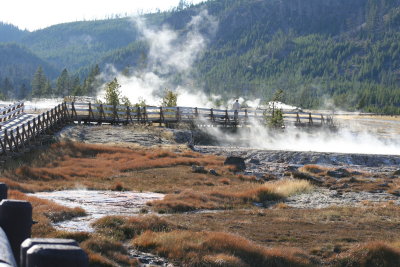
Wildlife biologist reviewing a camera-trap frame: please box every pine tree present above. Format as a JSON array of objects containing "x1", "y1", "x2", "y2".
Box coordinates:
[
  {"x1": 31, "y1": 66, "x2": 47, "y2": 97},
  {"x1": 71, "y1": 76, "x2": 82, "y2": 96},
  {"x1": 18, "y1": 83, "x2": 28, "y2": 99},
  {"x1": 56, "y1": 68, "x2": 70, "y2": 96},
  {"x1": 161, "y1": 89, "x2": 178, "y2": 107},
  {"x1": 2, "y1": 77, "x2": 13, "y2": 99},
  {"x1": 84, "y1": 65, "x2": 101, "y2": 96},
  {"x1": 104, "y1": 78, "x2": 121, "y2": 106}
]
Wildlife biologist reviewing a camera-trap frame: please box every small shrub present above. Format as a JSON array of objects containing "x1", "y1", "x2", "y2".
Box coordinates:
[
  {"x1": 219, "y1": 178, "x2": 230, "y2": 185},
  {"x1": 110, "y1": 182, "x2": 125, "y2": 191}
]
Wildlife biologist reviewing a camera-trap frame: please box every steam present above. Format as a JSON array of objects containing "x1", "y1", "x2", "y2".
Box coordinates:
[
  {"x1": 94, "y1": 10, "x2": 400, "y2": 156},
  {"x1": 200, "y1": 117, "x2": 400, "y2": 156},
  {"x1": 97, "y1": 10, "x2": 218, "y2": 107}
]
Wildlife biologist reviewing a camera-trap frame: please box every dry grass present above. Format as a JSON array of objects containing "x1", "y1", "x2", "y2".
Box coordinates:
[
  {"x1": 91, "y1": 215, "x2": 174, "y2": 240},
  {"x1": 334, "y1": 241, "x2": 400, "y2": 266},
  {"x1": 132, "y1": 230, "x2": 311, "y2": 267},
  {"x1": 149, "y1": 179, "x2": 313, "y2": 213},
  {"x1": 81, "y1": 236, "x2": 138, "y2": 267},
  {"x1": 1, "y1": 141, "x2": 235, "y2": 193}
]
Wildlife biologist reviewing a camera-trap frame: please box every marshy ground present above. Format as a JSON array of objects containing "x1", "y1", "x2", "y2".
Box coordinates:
[{"x1": 1, "y1": 120, "x2": 400, "y2": 266}]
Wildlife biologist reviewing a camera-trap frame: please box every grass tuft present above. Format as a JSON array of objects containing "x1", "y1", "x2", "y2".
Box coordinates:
[
  {"x1": 335, "y1": 241, "x2": 400, "y2": 267},
  {"x1": 92, "y1": 215, "x2": 173, "y2": 240},
  {"x1": 132, "y1": 230, "x2": 311, "y2": 266},
  {"x1": 149, "y1": 179, "x2": 313, "y2": 213}
]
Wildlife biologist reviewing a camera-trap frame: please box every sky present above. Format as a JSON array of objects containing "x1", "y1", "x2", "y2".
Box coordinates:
[{"x1": 0, "y1": 0, "x2": 205, "y2": 31}]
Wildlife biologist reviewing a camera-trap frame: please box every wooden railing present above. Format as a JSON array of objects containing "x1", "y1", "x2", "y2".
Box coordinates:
[
  {"x1": 67, "y1": 102, "x2": 335, "y2": 127},
  {"x1": 0, "y1": 102, "x2": 24, "y2": 128},
  {"x1": 0, "y1": 101, "x2": 334, "y2": 155},
  {"x1": 0, "y1": 103, "x2": 69, "y2": 154}
]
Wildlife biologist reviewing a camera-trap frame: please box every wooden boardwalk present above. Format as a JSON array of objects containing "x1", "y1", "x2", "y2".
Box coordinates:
[
  {"x1": 69, "y1": 102, "x2": 334, "y2": 127},
  {"x1": 0, "y1": 101, "x2": 335, "y2": 155}
]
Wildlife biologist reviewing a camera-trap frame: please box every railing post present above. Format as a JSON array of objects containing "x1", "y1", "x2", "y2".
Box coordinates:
[
  {"x1": 195, "y1": 107, "x2": 198, "y2": 119},
  {"x1": 0, "y1": 200, "x2": 32, "y2": 266},
  {"x1": 176, "y1": 107, "x2": 180, "y2": 122},
  {"x1": 137, "y1": 107, "x2": 141, "y2": 123},
  {"x1": 160, "y1": 107, "x2": 164, "y2": 123},
  {"x1": 144, "y1": 107, "x2": 148, "y2": 123},
  {"x1": 113, "y1": 105, "x2": 119, "y2": 123},
  {"x1": 71, "y1": 102, "x2": 77, "y2": 119},
  {"x1": 0, "y1": 183, "x2": 7, "y2": 201},
  {"x1": 126, "y1": 105, "x2": 131, "y2": 123},
  {"x1": 88, "y1": 102, "x2": 94, "y2": 120},
  {"x1": 309, "y1": 113, "x2": 313, "y2": 125}
]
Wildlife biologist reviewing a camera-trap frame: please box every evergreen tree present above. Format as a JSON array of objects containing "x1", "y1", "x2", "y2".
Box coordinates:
[
  {"x1": 161, "y1": 89, "x2": 178, "y2": 107},
  {"x1": 104, "y1": 78, "x2": 121, "y2": 106},
  {"x1": 31, "y1": 66, "x2": 47, "y2": 97},
  {"x1": 18, "y1": 83, "x2": 28, "y2": 99},
  {"x1": 2, "y1": 77, "x2": 14, "y2": 99},
  {"x1": 83, "y1": 65, "x2": 101, "y2": 96},
  {"x1": 71, "y1": 76, "x2": 83, "y2": 96},
  {"x1": 56, "y1": 68, "x2": 71, "y2": 96}
]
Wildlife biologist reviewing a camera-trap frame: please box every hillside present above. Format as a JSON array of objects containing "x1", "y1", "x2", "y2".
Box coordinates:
[
  {"x1": 20, "y1": 18, "x2": 141, "y2": 71},
  {"x1": 0, "y1": 0, "x2": 400, "y2": 113},
  {"x1": 0, "y1": 43, "x2": 58, "y2": 99}
]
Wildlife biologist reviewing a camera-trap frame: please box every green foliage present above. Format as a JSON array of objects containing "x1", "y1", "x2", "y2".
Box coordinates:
[
  {"x1": 161, "y1": 89, "x2": 178, "y2": 107},
  {"x1": 102, "y1": 77, "x2": 133, "y2": 107},
  {"x1": 56, "y1": 69, "x2": 70, "y2": 97},
  {"x1": 31, "y1": 66, "x2": 52, "y2": 97},
  {"x1": 104, "y1": 78, "x2": 121, "y2": 106},
  {"x1": 265, "y1": 90, "x2": 285, "y2": 129}
]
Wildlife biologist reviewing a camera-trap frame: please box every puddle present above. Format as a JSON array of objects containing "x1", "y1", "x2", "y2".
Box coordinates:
[{"x1": 31, "y1": 190, "x2": 164, "y2": 232}]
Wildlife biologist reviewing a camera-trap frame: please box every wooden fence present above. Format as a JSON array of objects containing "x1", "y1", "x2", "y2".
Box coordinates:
[
  {"x1": 0, "y1": 103, "x2": 69, "y2": 154},
  {"x1": 67, "y1": 102, "x2": 334, "y2": 127},
  {"x1": 0, "y1": 102, "x2": 24, "y2": 128}
]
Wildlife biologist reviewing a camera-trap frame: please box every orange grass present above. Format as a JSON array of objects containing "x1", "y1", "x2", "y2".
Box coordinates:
[
  {"x1": 149, "y1": 179, "x2": 313, "y2": 213},
  {"x1": 92, "y1": 215, "x2": 174, "y2": 240},
  {"x1": 334, "y1": 241, "x2": 400, "y2": 266},
  {"x1": 7, "y1": 142, "x2": 224, "y2": 185},
  {"x1": 132, "y1": 230, "x2": 311, "y2": 267}
]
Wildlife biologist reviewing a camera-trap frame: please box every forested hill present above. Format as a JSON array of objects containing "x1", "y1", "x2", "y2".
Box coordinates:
[
  {"x1": 1, "y1": 0, "x2": 400, "y2": 114},
  {"x1": 0, "y1": 43, "x2": 58, "y2": 99}
]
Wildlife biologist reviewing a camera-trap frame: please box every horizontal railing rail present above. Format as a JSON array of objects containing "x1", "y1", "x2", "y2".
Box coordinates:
[
  {"x1": 0, "y1": 102, "x2": 25, "y2": 128},
  {"x1": 0, "y1": 103, "x2": 69, "y2": 155}
]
